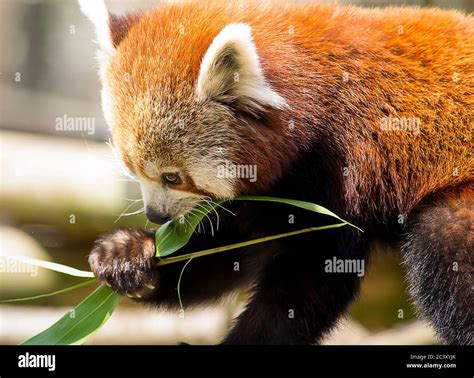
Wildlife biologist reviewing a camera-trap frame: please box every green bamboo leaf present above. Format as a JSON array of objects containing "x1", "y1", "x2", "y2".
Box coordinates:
[
  {"x1": 158, "y1": 222, "x2": 348, "y2": 267},
  {"x1": 171, "y1": 223, "x2": 348, "y2": 310},
  {"x1": 236, "y1": 196, "x2": 363, "y2": 232},
  {"x1": 156, "y1": 196, "x2": 361, "y2": 258},
  {"x1": 13, "y1": 196, "x2": 360, "y2": 344},
  {"x1": 155, "y1": 201, "x2": 222, "y2": 257},
  {"x1": 0, "y1": 279, "x2": 97, "y2": 303},
  {"x1": 22, "y1": 285, "x2": 121, "y2": 345}
]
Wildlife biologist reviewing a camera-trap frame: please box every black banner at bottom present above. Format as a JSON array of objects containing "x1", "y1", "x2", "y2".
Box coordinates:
[{"x1": 1, "y1": 345, "x2": 472, "y2": 377}]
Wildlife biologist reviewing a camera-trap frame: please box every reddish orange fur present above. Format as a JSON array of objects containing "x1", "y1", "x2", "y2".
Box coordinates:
[{"x1": 106, "y1": 1, "x2": 473, "y2": 222}]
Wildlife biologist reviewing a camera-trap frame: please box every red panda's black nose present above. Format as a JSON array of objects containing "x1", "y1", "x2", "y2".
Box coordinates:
[{"x1": 146, "y1": 207, "x2": 171, "y2": 224}]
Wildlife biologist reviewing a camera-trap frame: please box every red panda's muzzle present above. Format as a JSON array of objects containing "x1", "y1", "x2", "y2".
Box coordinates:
[{"x1": 145, "y1": 206, "x2": 171, "y2": 225}]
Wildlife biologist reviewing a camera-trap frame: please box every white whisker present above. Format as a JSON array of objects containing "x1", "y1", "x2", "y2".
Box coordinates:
[
  {"x1": 114, "y1": 201, "x2": 145, "y2": 223},
  {"x1": 194, "y1": 207, "x2": 214, "y2": 232},
  {"x1": 192, "y1": 207, "x2": 215, "y2": 236},
  {"x1": 202, "y1": 197, "x2": 236, "y2": 217},
  {"x1": 197, "y1": 202, "x2": 220, "y2": 231},
  {"x1": 185, "y1": 210, "x2": 201, "y2": 236},
  {"x1": 114, "y1": 178, "x2": 139, "y2": 183}
]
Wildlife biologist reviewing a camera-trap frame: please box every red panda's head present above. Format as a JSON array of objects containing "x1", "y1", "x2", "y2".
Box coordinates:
[{"x1": 80, "y1": 0, "x2": 292, "y2": 222}]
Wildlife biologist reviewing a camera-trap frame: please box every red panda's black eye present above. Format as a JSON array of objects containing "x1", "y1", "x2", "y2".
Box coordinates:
[{"x1": 162, "y1": 172, "x2": 181, "y2": 185}]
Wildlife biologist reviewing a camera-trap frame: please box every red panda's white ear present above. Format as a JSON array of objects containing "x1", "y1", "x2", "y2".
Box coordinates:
[
  {"x1": 79, "y1": 0, "x2": 141, "y2": 58},
  {"x1": 196, "y1": 23, "x2": 288, "y2": 116},
  {"x1": 78, "y1": 0, "x2": 115, "y2": 56}
]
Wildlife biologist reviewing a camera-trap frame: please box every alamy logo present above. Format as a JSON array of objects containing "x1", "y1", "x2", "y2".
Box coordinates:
[
  {"x1": 380, "y1": 116, "x2": 420, "y2": 135},
  {"x1": 55, "y1": 114, "x2": 95, "y2": 135},
  {"x1": 217, "y1": 163, "x2": 257, "y2": 182},
  {"x1": 0, "y1": 256, "x2": 38, "y2": 276},
  {"x1": 18, "y1": 353, "x2": 56, "y2": 371},
  {"x1": 325, "y1": 256, "x2": 365, "y2": 277}
]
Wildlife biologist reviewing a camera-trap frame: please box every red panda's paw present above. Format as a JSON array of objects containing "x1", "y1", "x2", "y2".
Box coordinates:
[{"x1": 89, "y1": 228, "x2": 159, "y2": 299}]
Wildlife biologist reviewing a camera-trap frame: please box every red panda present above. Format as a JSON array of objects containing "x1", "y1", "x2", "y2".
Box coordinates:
[{"x1": 80, "y1": 0, "x2": 473, "y2": 345}]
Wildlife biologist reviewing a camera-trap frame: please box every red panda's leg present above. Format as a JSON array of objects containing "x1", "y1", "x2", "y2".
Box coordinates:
[
  {"x1": 89, "y1": 228, "x2": 159, "y2": 298},
  {"x1": 89, "y1": 227, "x2": 256, "y2": 303},
  {"x1": 222, "y1": 231, "x2": 367, "y2": 345},
  {"x1": 402, "y1": 183, "x2": 473, "y2": 345}
]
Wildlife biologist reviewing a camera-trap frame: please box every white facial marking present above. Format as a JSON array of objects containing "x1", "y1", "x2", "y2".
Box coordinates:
[
  {"x1": 139, "y1": 180, "x2": 199, "y2": 220},
  {"x1": 141, "y1": 159, "x2": 235, "y2": 200},
  {"x1": 142, "y1": 161, "x2": 183, "y2": 181},
  {"x1": 190, "y1": 161, "x2": 236, "y2": 198}
]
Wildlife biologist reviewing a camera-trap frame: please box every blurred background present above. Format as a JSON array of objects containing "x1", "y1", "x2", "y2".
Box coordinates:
[{"x1": 1, "y1": 0, "x2": 471, "y2": 345}]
